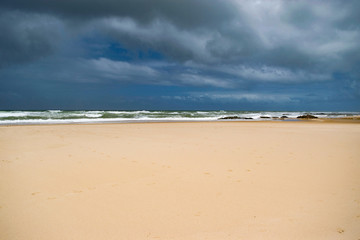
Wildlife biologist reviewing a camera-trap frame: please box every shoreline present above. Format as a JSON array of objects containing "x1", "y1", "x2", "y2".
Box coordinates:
[
  {"x1": 1, "y1": 110, "x2": 359, "y2": 126},
  {"x1": 1, "y1": 116, "x2": 359, "y2": 127}
]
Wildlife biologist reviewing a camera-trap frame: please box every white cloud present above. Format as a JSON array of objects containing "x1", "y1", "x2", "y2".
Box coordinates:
[
  {"x1": 178, "y1": 73, "x2": 234, "y2": 88},
  {"x1": 88, "y1": 57, "x2": 160, "y2": 81},
  {"x1": 220, "y1": 65, "x2": 330, "y2": 82},
  {"x1": 189, "y1": 92, "x2": 294, "y2": 103}
]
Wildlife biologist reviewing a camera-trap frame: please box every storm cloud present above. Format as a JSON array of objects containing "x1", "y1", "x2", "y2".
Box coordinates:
[{"x1": 1, "y1": 0, "x2": 359, "y2": 110}]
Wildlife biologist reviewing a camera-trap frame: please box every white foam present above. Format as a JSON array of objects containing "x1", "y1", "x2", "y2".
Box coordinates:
[
  {"x1": 1, "y1": 111, "x2": 359, "y2": 125},
  {"x1": 47, "y1": 110, "x2": 62, "y2": 113},
  {"x1": 0, "y1": 111, "x2": 33, "y2": 117}
]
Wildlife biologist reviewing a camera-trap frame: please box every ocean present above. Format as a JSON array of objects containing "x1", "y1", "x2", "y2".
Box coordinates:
[{"x1": 0, "y1": 110, "x2": 359, "y2": 125}]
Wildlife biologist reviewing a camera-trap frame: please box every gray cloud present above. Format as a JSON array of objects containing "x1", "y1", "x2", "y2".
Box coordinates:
[
  {"x1": 0, "y1": 56, "x2": 236, "y2": 88},
  {"x1": 0, "y1": 0, "x2": 236, "y2": 29},
  {"x1": 0, "y1": 10, "x2": 64, "y2": 67},
  {"x1": 1, "y1": 0, "x2": 360, "y2": 91},
  {"x1": 87, "y1": 0, "x2": 360, "y2": 75},
  {"x1": 187, "y1": 92, "x2": 295, "y2": 103},
  {"x1": 95, "y1": 17, "x2": 214, "y2": 63}
]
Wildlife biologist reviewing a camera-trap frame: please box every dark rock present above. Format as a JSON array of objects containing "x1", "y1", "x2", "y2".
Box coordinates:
[
  {"x1": 260, "y1": 116, "x2": 271, "y2": 119},
  {"x1": 219, "y1": 116, "x2": 242, "y2": 120},
  {"x1": 297, "y1": 114, "x2": 318, "y2": 119},
  {"x1": 280, "y1": 116, "x2": 288, "y2": 119},
  {"x1": 218, "y1": 116, "x2": 253, "y2": 120}
]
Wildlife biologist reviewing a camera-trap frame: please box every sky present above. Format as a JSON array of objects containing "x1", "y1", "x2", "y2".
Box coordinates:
[{"x1": 0, "y1": 0, "x2": 359, "y2": 111}]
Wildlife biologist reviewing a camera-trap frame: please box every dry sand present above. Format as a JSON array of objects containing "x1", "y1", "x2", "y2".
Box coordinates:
[{"x1": 0, "y1": 121, "x2": 360, "y2": 240}]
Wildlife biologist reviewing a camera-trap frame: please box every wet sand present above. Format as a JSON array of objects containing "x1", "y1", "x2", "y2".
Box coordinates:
[{"x1": 1, "y1": 121, "x2": 360, "y2": 240}]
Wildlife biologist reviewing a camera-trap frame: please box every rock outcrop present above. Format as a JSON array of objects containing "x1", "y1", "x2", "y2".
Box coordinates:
[
  {"x1": 219, "y1": 116, "x2": 253, "y2": 120},
  {"x1": 297, "y1": 114, "x2": 318, "y2": 119}
]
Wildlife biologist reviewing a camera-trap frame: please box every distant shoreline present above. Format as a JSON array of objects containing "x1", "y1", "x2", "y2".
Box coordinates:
[{"x1": 1, "y1": 117, "x2": 359, "y2": 127}]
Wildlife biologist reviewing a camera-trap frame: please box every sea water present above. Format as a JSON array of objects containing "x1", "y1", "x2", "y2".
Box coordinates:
[{"x1": 0, "y1": 110, "x2": 358, "y2": 125}]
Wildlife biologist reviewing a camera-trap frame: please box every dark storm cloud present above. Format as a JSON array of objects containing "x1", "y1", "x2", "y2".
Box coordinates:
[
  {"x1": 0, "y1": 0, "x2": 236, "y2": 29},
  {"x1": 87, "y1": 0, "x2": 360, "y2": 76},
  {"x1": 0, "y1": 10, "x2": 64, "y2": 67},
  {"x1": 1, "y1": 0, "x2": 359, "y2": 70},
  {"x1": 0, "y1": 0, "x2": 237, "y2": 66},
  {"x1": 0, "y1": 0, "x2": 360, "y2": 110}
]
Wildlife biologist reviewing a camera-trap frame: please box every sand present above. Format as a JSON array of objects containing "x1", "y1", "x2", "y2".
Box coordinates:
[{"x1": 1, "y1": 121, "x2": 360, "y2": 240}]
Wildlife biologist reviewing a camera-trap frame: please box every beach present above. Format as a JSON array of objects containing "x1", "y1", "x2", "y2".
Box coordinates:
[{"x1": 1, "y1": 121, "x2": 360, "y2": 240}]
